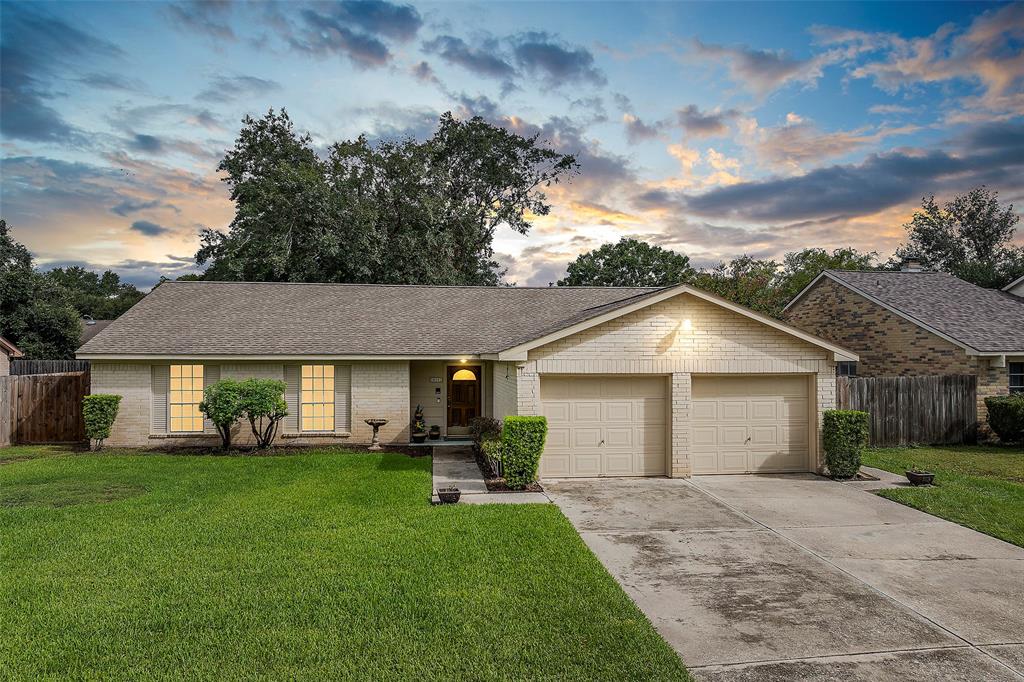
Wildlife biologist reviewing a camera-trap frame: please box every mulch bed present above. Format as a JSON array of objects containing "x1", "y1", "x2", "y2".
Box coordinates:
[{"x1": 474, "y1": 444, "x2": 544, "y2": 493}]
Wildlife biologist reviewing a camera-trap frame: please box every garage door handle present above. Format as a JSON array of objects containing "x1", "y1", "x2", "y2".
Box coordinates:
[
  {"x1": 744, "y1": 436, "x2": 751, "y2": 444},
  {"x1": 599, "y1": 439, "x2": 605, "y2": 446}
]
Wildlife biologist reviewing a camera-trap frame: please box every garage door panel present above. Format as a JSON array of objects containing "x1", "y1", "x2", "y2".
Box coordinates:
[
  {"x1": 540, "y1": 376, "x2": 667, "y2": 478},
  {"x1": 691, "y1": 376, "x2": 811, "y2": 474},
  {"x1": 604, "y1": 401, "x2": 632, "y2": 421}
]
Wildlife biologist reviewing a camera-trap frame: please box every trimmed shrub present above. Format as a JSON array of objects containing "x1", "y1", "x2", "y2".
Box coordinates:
[
  {"x1": 83, "y1": 394, "x2": 122, "y2": 450},
  {"x1": 469, "y1": 416, "x2": 502, "y2": 454},
  {"x1": 985, "y1": 395, "x2": 1024, "y2": 444},
  {"x1": 501, "y1": 416, "x2": 547, "y2": 489},
  {"x1": 239, "y1": 378, "x2": 288, "y2": 449},
  {"x1": 823, "y1": 409, "x2": 869, "y2": 479},
  {"x1": 199, "y1": 379, "x2": 245, "y2": 450}
]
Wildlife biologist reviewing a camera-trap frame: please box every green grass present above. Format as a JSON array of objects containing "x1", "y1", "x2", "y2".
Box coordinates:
[
  {"x1": 0, "y1": 446, "x2": 688, "y2": 681},
  {"x1": 863, "y1": 444, "x2": 1024, "y2": 548}
]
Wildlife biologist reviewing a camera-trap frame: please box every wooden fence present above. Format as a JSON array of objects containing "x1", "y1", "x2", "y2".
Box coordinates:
[
  {"x1": 0, "y1": 372, "x2": 89, "y2": 445},
  {"x1": 837, "y1": 375, "x2": 976, "y2": 447},
  {"x1": 10, "y1": 358, "x2": 91, "y2": 375}
]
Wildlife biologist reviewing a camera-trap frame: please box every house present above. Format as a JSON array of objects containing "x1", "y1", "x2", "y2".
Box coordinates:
[
  {"x1": 0, "y1": 335, "x2": 24, "y2": 376},
  {"x1": 77, "y1": 280, "x2": 857, "y2": 477},
  {"x1": 782, "y1": 264, "x2": 1024, "y2": 431},
  {"x1": 80, "y1": 317, "x2": 114, "y2": 347}
]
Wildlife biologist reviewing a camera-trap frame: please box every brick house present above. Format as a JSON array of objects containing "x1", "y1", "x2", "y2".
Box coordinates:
[
  {"x1": 782, "y1": 265, "x2": 1024, "y2": 432},
  {"x1": 0, "y1": 335, "x2": 24, "y2": 376},
  {"x1": 77, "y1": 280, "x2": 858, "y2": 478}
]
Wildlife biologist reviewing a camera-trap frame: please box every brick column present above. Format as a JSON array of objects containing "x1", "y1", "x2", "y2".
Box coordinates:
[
  {"x1": 670, "y1": 372, "x2": 691, "y2": 477},
  {"x1": 516, "y1": 363, "x2": 539, "y2": 416}
]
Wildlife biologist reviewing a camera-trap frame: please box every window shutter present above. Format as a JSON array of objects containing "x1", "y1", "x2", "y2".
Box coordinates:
[
  {"x1": 151, "y1": 365, "x2": 169, "y2": 434},
  {"x1": 203, "y1": 365, "x2": 220, "y2": 434},
  {"x1": 334, "y1": 364, "x2": 352, "y2": 432},
  {"x1": 283, "y1": 364, "x2": 300, "y2": 433}
]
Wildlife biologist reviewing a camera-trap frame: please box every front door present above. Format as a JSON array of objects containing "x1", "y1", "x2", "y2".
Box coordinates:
[{"x1": 447, "y1": 365, "x2": 480, "y2": 435}]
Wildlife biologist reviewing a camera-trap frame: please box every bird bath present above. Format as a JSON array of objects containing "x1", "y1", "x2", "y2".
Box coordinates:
[{"x1": 364, "y1": 418, "x2": 388, "y2": 451}]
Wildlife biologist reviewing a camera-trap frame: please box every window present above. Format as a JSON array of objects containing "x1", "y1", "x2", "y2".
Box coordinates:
[
  {"x1": 836, "y1": 361, "x2": 858, "y2": 377},
  {"x1": 170, "y1": 364, "x2": 204, "y2": 432},
  {"x1": 1011, "y1": 362, "x2": 1024, "y2": 395},
  {"x1": 301, "y1": 365, "x2": 334, "y2": 431}
]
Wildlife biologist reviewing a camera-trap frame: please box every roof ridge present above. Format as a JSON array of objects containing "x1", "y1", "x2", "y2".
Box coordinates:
[{"x1": 160, "y1": 280, "x2": 660, "y2": 290}]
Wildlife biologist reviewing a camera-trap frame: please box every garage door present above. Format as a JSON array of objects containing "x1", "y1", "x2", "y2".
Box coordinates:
[
  {"x1": 540, "y1": 376, "x2": 667, "y2": 478},
  {"x1": 691, "y1": 375, "x2": 810, "y2": 474}
]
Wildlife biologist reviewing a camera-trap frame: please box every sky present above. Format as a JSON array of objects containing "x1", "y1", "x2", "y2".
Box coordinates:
[{"x1": 1, "y1": 0, "x2": 1023, "y2": 289}]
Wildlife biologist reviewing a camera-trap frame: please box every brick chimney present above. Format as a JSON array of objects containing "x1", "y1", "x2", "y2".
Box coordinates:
[{"x1": 900, "y1": 256, "x2": 924, "y2": 272}]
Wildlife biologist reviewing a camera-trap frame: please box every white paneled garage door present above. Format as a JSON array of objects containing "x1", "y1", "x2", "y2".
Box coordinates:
[
  {"x1": 691, "y1": 375, "x2": 810, "y2": 474},
  {"x1": 540, "y1": 376, "x2": 667, "y2": 478}
]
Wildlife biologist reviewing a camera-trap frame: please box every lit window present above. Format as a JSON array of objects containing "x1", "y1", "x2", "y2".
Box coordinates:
[
  {"x1": 301, "y1": 365, "x2": 335, "y2": 431},
  {"x1": 452, "y1": 368, "x2": 477, "y2": 381},
  {"x1": 1010, "y1": 362, "x2": 1024, "y2": 395},
  {"x1": 170, "y1": 364, "x2": 204, "y2": 432}
]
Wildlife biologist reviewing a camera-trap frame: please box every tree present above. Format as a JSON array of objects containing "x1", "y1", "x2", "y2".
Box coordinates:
[
  {"x1": 199, "y1": 379, "x2": 246, "y2": 450},
  {"x1": 893, "y1": 186, "x2": 1023, "y2": 288},
  {"x1": 557, "y1": 238, "x2": 695, "y2": 287},
  {"x1": 239, "y1": 378, "x2": 288, "y2": 449},
  {"x1": 0, "y1": 220, "x2": 81, "y2": 359},
  {"x1": 775, "y1": 247, "x2": 879, "y2": 303},
  {"x1": 44, "y1": 266, "x2": 144, "y2": 319},
  {"x1": 692, "y1": 256, "x2": 785, "y2": 316},
  {"x1": 197, "y1": 109, "x2": 578, "y2": 286}
]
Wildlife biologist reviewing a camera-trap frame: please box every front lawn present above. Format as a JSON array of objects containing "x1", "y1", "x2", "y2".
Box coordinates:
[
  {"x1": 0, "y1": 446, "x2": 689, "y2": 681},
  {"x1": 863, "y1": 445, "x2": 1024, "y2": 548}
]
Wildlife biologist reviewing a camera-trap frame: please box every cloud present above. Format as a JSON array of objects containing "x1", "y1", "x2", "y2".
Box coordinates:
[
  {"x1": 622, "y1": 113, "x2": 664, "y2": 143},
  {"x1": 692, "y1": 39, "x2": 827, "y2": 96},
  {"x1": 130, "y1": 220, "x2": 172, "y2": 236},
  {"x1": 685, "y1": 122, "x2": 1024, "y2": 222},
  {"x1": 676, "y1": 104, "x2": 738, "y2": 137},
  {"x1": 112, "y1": 198, "x2": 164, "y2": 216},
  {"x1": 423, "y1": 35, "x2": 516, "y2": 81},
  {"x1": 284, "y1": 1, "x2": 422, "y2": 68},
  {"x1": 410, "y1": 60, "x2": 439, "y2": 84},
  {"x1": 511, "y1": 31, "x2": 606, "y2": 87},
  {"x1": 77, "y1": 72, "x2": 146, "y2": 92},
  {"x1": 166, "y1": 1, "x2": 235, "y2": 41},
  {"x1": 128, "y1": 134, "x2": 164, "y2": 153},
  {"x1": 196, "y1": 74, "x2": 281, "y2": 103},
  {"x1": 0, "y1": 5, "x2": 121, "y2": 143},
  {"x1": 868, "y1": 104, "x2": 913, "y2": 114}
]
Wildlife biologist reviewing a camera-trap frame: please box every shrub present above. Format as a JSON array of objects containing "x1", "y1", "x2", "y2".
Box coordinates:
[
  {"x1": 481, "y1": 435, "x2": 503, "y2": 476},
  {"x1": 83, "y1": 394, "x2": 122, "y2": 450},
  {"x1": 239, "y1": 378, "x2": 288, "y2": 449},
  {"x1": 469, "y1": 416, "x2": 502, "y2": 454},
  {"x1": 501, "y1": 416, "x2": 547, "y2": 489},
  {"x1": 199, "y1": 379, "x2": 245, "y2": 450},
  {"x1": 822, "y1": 409, "x2": 869, "y2": 479},
  {"x1": 985, "y1": 395, "x2": 1024, "y2": 444}
]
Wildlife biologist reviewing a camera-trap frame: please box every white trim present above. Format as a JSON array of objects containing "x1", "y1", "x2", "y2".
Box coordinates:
[
  {"x1": 496, "y1": 284, "x2": 859, "y2": 362},
  {"x1": 78, "y1": 354, "x2": 479, "y2": 361},
  {"x1": 1003, "y1": 274, "x2": 1024, "y2": 293},
  {"x1": 782, "y1": 271, "x2": 830, "y2": 314}
]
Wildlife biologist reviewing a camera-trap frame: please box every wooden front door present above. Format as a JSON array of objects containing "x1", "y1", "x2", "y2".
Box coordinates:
[{"x1": 447, "y1": 366, "x2": 480, "y2": 433}]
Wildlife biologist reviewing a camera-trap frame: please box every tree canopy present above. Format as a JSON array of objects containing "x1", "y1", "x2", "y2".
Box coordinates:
[
  {"x1": 893, "y1": 186, "x2": 1023, "y2": 288},
  {"x1": 0, "y1": 220, "x2": 81, "y2": 359},
  {"x1": 197, "y1": 109, "x2": 579, "y2": 286},
  {"x1": 557, "y1": 238, "x2": 695, "y2": 287},
  {"x1": 44, "y1": 266, "x2": 144, "y2": 319}
]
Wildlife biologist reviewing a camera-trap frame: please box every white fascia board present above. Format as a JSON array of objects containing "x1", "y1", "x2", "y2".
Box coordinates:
[{"x1": 77, "y1": 354, "x2": 481, "y2": 361}]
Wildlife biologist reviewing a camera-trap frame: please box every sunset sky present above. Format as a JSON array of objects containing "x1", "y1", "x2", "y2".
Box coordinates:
[{"x1": 2, "y1": 1, "x2": 1022, "y2": 288}]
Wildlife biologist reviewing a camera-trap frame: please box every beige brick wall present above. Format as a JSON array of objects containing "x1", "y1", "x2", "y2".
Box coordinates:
[
  {"x1": 92, "y1": 360, "x2": 411, "y2": 448},
  {"x1": 520, "y1": 293, "x2": 835, "y2": 477}
]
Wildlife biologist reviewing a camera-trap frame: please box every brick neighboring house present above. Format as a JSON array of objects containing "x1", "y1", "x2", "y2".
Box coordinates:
[
  {"x1": 76, "y1": 280, "x2": 859, "y2": 478},
  {"x1": 0, "y1": 335, "x2": 25, "y2": 376},
  {"x1": 782, "y1": 264, "x2": 1024, "y2": 434}
]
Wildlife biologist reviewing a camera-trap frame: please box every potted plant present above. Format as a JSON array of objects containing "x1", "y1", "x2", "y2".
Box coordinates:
[
  {"x1": 411, "y1": 405, "x2": 428, "y2": 443},
  {"x1": 906, "y1": 467, "x2": 935, "y2": 486},
  {"x1": 428, "y1": 424, "x2": 441, "y2": 440},
  {"x1": 436, "y1": 486, "x2": 461, "y2": 504}
]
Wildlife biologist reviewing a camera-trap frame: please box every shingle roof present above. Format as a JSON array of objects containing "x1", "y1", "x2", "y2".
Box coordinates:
[
  {"x1": 824, "y1": 270, "x2": 1024, "y2": 353},
  {"x1": 77, "y1": 281, "x2": 664, "y2": 356}
]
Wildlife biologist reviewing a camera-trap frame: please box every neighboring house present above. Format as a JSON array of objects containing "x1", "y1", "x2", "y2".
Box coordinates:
[
  {"x1": 0, "y1": 335, "x2": 25, "y2": 376},
  {"x1": 79, "y1": 317, "x2": 114, "y2": 347},
  {"x1": 77, "y1": 281, "x2": 857, "y2": 478},
  {"x1": 783, "y1": 265, "x2": 1024, "y2": 431}
]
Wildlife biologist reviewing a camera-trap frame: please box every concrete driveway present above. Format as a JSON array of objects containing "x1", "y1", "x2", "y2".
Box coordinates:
[{"x1": 546, "y1": 474, "x2": 1024, "y2": 681}]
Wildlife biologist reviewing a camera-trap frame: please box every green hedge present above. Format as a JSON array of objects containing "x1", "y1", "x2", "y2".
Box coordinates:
[
  {"x1": 822, "y1": 409, "x2": 869, "y2": 479},
  {"x1": 501, "y1": 416, "x2": 548, "y2": 489},
  {"x1": 83, "y1": 394, "x2": 122, "y2": 449},
  {"x1": 985, "y1": 395, "x2": 1024, "y2": 444}
]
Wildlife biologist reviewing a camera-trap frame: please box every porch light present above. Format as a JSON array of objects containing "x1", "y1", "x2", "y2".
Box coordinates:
[{"x1": 452, "y1": 369, "x2": 477, "y2": 381}]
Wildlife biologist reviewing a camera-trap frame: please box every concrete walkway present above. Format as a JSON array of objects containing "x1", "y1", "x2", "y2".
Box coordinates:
[
  {"x1": 546, "y1": 474, "x2": 1024, "y2": 681},
  {"x1": 430, "y1": 446, "x2": 549, "y2": 504}
]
